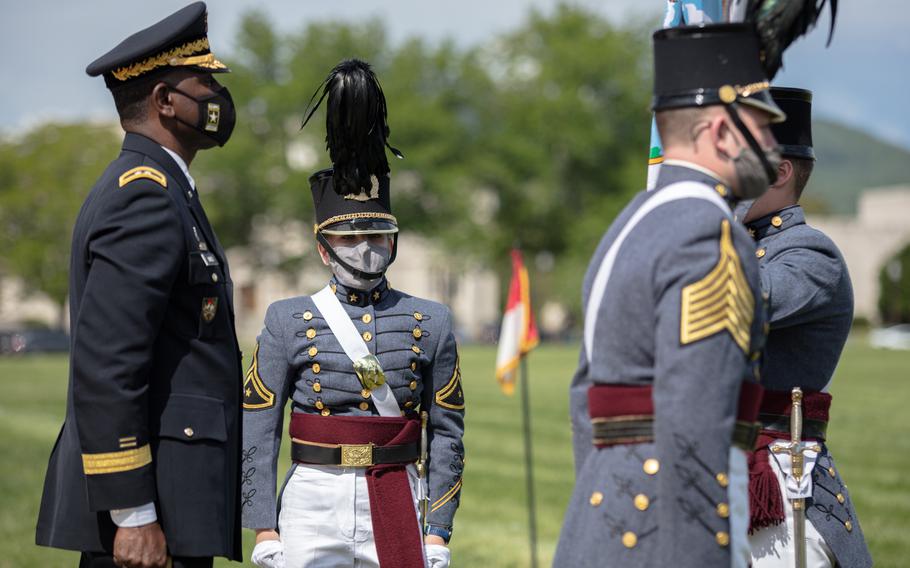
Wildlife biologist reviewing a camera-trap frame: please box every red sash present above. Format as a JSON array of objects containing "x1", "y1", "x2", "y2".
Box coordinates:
[
  {"x1": 289, "y1": 413, "x2": 423, "y2": 568},
  {"x1": 748, "y1": 389, "x2": 831, "y2": 532}
]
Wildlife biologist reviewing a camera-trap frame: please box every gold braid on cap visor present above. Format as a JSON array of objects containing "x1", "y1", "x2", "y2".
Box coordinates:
[
  {"x1": 111, "y1": 38, "x2": 226, "y2": 81},
  {"x1": 314, "y1": 212, "x2": 399, "y2": 233}
]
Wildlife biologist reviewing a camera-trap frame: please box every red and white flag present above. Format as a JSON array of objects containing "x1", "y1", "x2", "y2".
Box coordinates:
[{"x1": 495, "y1": 249, "x2": 540, "y2": 395}]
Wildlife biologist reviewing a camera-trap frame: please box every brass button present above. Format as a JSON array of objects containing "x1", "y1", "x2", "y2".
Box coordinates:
[
  {"x1": 312, "y1": 363, "x2": 321, "y2": 374},
  {"x1": 845, "y1": 520, "x2": 853, "y2": 532},
  {"x1": 413, "y1": 327, "x2": 423, "y2": 339},
  {"x1": 359, "y1": 402, "x2": 370, "y2": 411},
  {"x1": 409, "y1": 380, "x2": 418, "y2": 391},
  {"x1": 828, "y1": 466, "x2": 836, "y2": 478},
  {"x1": 622, "y1": 532, "x2": 637, "y2": 548},
  {"x1": 716, "y1": 531, "x2": 730, "y2": 547},
  {"x1": 306, "y1": 328, "x2": 316, "y2": 339},
  {"x1": 303, "y1": 311, "x2": 313, "y2": 321},
  {"x1": 211, "y1": 273, "x2": 219, "y2": 283},
  {"x1": 715, "y1": 183, "x2": 728, "y2": 197},
  {"x1": 361, "y1": 389, "x2": 371, "y2": 399},
  {"x1": 183, "y1": 427, "x2": 194, "y2": 438},
  {"x1": 716, "y1": 472, "x2": 729, "y2": 488},
  {"x1": 313, "y1": 382, "x2": 322, "y2": 393},
  {"x1": 362, "y1": 331, "x2": 372, "y2": 341},
  {"x1": 756, "y1": 248, "x2": 766, "y2": 259},
  {"x1": 589, "y1": 491, "x2": 603, "y2": 507},
  {"x1": 633, "y1": 494, "x2": 649, "y2": 511},
  {"x1": 362, "y1": 313, "x2": 372, "y2": 324},
  {"x1": 837, "y1": 493, "x2": 845, "y2": 504},
  {"x1": 414, "y1": 312, "x2": 423, "y2": 321},
  {"x1": 771, "y1": 215, "x2": 783, "y2": 228},
  {"x1": 405, "y1": 399, "x2": 414, "y2": 408},
  {"x1": 643, "y1": 458, "x2": 659, "y2": 475},
  {"x1": 315, "y1": 401, "x2": 324, "y2": 410},
  {"x1": 320, "y1": 408, "x2": 331, "y2": 417},
  {"x1": 411, "y1": 345, "x2": 421, "y2": 354},
  {"x1": 308, "y1": 347, "x2": 318, "y2": 357},
  {"x1": 716, "y1": 503, "x2": 730, "y2": 518},
  {"x1": 410, "y1": 361, "x2": 417, "y2": 371}
]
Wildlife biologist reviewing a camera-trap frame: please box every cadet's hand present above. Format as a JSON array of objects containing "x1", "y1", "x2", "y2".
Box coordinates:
[
  {"x1": 424, "y1": 542, "x2": 451, "y2": 568},
  {"x1": 112, "y1": 522, "x2": 168, "y2": 568},
  {"x1": 252, "y1": 529, "x2": 284, "y2": 568}
]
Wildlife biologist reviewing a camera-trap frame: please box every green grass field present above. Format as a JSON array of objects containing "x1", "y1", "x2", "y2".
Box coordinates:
[{"x1": 2, "y1": 338, "x2": 908, "y2": 567}]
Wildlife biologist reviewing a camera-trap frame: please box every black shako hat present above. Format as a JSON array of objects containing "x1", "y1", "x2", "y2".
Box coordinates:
[
  {"x1": 770, "y1": 87, "x2": 815, "y2": 160},
  {"x1": 652, "y1": 23, "x2": 785, "y2": 123},
  {"x1": 310, "y1": 168, "x2": 398, "y2": 235},
  {"x1": 86, "y1": 2, "x2": 229, "y2": 89}
]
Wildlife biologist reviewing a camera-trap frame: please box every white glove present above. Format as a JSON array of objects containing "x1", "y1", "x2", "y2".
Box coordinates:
[
  {"x1": 425, "y1": 543, "x2": 451, "y2": 568},
  {"x1": 251, "y1": 539, "x2": 285, "y2": 568}
]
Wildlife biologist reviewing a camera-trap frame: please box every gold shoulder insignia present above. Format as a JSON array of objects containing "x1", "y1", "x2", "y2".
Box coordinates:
[
  {"x1": 680, "y1": 220, "x2": 754, "y2": 354},
  {"x1": 434, "y1": 356, "x2": 464, "y2": 410},
  {"x1": 243, "y1": 343, "x2": 276, "y2": 410},
  {"x1": 118, "y1": 166, "x2": 167, "y2": 189}
]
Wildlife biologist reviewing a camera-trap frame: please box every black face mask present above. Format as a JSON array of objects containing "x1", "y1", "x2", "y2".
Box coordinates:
[{"x1": 168, "y1": 84, "x2": 236, "y2": 147}]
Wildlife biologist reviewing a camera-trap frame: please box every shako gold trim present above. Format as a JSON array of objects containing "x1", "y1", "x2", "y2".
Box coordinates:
[
  {"x1": 111, "y1": 38, "x2": 224, "y2": 81},
  {"x1": 680, "y1": 220, "x2": 754, "y2": 354},
  {"x1": 82, "y1": 444, "x2": 152, "y2": 475},
  {"x1": 243, "y1": 343, "x2": 276, "y2": 410},
  {"x1": 119, "y1": 166, "x2": 167, "y2": 189},
  {"x1": 434, "y1": 356, "x2": 464, "y2": 410},
  {"x1": 316, "y1": 212, "x2": 398, "y2": 232},
  {"x1": 431, "y1": 477, "x2": 463, "y2": 512}
]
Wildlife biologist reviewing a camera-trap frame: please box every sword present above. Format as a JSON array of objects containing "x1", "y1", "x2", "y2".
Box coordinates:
[
  {"x1": 788, "y1": 388, "x2": 807, "y2": 568},
  {"x1": 417, "y1": 410, "x2": 430, "y2": 533}
]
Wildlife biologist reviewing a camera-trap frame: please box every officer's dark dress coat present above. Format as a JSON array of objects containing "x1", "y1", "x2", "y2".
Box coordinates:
[{"x1": 36, "y1": 133, "x2": 243, "y2": 560}]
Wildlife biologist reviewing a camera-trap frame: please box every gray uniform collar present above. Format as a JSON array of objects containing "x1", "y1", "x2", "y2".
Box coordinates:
[
  {"x1": 745, "y1": 205, "x2": 805, "y2": 241},
  {"x1": 655, "y1": 161, "x2": 737, "y2": 208},
  {"x1": 329, "y1": 277, "x2": 391, "y2": 307}
]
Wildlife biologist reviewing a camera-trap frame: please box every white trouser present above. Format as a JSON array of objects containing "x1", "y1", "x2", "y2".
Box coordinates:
[
  {"x1": 749, "y1": 449, "x2": 835, "y2": 567},
  {"x1": 278, "y1": 463, "x2": 424, "y2": 568}
]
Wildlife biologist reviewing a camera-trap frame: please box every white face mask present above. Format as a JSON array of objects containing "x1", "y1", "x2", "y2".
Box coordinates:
[{"x1": 328, "y1": 240, "x2": 392, "y2": 291}]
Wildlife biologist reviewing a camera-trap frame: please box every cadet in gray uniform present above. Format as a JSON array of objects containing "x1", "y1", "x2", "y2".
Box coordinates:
[
  {"x1": 737, "y1": 87, "x2": 872, "y2": 568},
  {"x1": 555, "y1": 24, "x2": 783, "y2": 567},
  {"x1": 241, "y1": 60, "x2": 463, "y2": 568}
]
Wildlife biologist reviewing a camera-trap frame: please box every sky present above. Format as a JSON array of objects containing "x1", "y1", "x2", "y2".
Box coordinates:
[{"x1": 1, "y1": 0, "x2": 908, "y2": 150}]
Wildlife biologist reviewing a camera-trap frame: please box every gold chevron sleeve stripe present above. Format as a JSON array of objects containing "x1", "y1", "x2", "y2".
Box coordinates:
[
  {"x1": 82, "y1": 444, "x2": 152, "y2": 475},
  {"x1": 434, "y1": 357, "x2": 464, "y2": 410},
  {"x1": 431, "y1": 478, "x2": 463, "y2": 512},
  {"x1": 680, "y1": 220, "x2": 754, "y2": 354},
  {"x1": 243, "y1": 343, "x2": 276, "y2": 410},
  {"x1": 118, "y1": 166, "x2": 167, "y2": 189}
]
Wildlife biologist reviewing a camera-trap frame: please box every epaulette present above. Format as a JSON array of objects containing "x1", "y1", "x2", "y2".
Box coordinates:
[{"x1": 118, "y1": 166, "x2": 167, "y2": 189}]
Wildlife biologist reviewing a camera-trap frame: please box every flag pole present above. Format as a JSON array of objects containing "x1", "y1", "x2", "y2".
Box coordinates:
[{"x1": 520, "y1": 355, "x2": 539, "y2": 568}]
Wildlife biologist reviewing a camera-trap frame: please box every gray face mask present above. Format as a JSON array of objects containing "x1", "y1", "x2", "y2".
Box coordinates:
[
  {"x1": 329, "y1": 240, "x2": 392, "y2": 291},
  {"x1": 732, "y1": 144, "x2": 782, "y2": 200},
  {"x1": 733, "y1": 198, "x2": 756, "y2": 223}
]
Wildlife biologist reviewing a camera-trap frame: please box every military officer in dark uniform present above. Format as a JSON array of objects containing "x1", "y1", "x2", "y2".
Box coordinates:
[
  {"x1": 737, "y1": 87, "x2": 872, "y2": 568},
  {"x1": 36, "y1": 4, "x2": 243, "y2": 567},
  {"x1": 556, "y1": 24, "x2": 783, "y2": 567},
  {"x1": 241, "y1": 61, "x2": 464, "y2": 568}
]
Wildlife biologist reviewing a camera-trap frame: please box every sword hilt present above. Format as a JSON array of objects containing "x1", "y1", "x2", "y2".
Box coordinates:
[{"x1": 790, "y1": 387, "x2": 804, "y2": 480}]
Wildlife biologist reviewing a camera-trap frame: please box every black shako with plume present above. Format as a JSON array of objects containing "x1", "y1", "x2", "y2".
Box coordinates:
[
  {"x1": 746, "y1": 0, "x2": 838, "y2": 79},
  {"x1": 302, "y1": 59, "x2": 403, "y2": 196}
]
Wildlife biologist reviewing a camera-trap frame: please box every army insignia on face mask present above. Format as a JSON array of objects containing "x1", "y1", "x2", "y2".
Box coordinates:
[
  {"x1": 343, "y1": 175, "x2": 382, "y2": 201},
  {"x1": 205, "y1": 102, "x2": 220, "y2": 132},
  {"x1": 680, "y1": 220, "x2": 754, "y2": 354},
  {"x1": 201, "y1": 297, "x2": 218, "y2": 322}
]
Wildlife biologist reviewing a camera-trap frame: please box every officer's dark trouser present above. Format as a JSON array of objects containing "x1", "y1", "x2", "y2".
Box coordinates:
[{"x1": 79, "y1": 552, "x2": 213, "y2": 568}]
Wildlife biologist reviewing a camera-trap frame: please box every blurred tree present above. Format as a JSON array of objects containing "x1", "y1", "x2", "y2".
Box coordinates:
[
  {"x1": 0, "y1": 123, "x2": 121, "y2": 327},
  {"x1": 879, "y1": 243, "x2": 910, "y2": 324}
]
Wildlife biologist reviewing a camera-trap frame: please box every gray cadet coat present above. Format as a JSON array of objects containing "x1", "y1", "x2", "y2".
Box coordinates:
[
  {"x1": 240, "y1": 277, "x2": 465, "y2": 537},
  {"x1": 746, "y1": 205, "x2": 871, "y2": 567},
  {"x1": 555, "y1": 163, "x2": 767, "y2": 567}
]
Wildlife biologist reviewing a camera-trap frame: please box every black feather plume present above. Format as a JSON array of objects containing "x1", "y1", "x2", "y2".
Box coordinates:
[
  {"x1": 301, "y1": 59, "x2": 402, "y2": 195},
  {"x1": 747, "y1": 0, "x2": 838, "y2": 79}
]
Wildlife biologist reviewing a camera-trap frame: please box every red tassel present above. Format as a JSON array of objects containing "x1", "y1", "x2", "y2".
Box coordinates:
[{"x1": 748, "y1": 435, "x2": 785, "y2": 533}]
